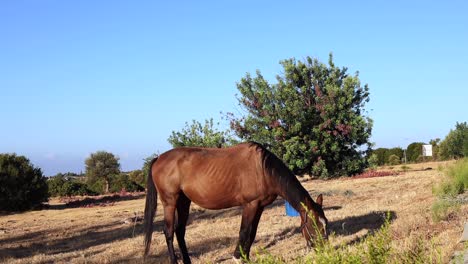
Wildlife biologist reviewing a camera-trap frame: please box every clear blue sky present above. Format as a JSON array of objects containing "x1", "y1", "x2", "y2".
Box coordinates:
[{"x1": 1, "y1": 1, "x2": 467, "y2": 176}]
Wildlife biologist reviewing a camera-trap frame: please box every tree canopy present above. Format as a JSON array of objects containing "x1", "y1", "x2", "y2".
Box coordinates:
[
  {"x1": 228, "y1": 54, "x2": 372, "y2": 177},
  {"x1": 168, "y1": 118, "x2": 237, "y2": 148},
  {"x1": 85, "y1": 151, "x2": 120, "y2": 193},
  {"x1": 439, "y1": 122, "x2": 468, "y2": 160},
  {"x1": 0, "y1": 153, "x2": 49, "y2": 211}
]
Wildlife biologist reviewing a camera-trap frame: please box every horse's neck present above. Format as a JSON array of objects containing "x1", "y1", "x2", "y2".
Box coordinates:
[{"x1": 277, "y1": 176, "x2": 312, "y2": 213}]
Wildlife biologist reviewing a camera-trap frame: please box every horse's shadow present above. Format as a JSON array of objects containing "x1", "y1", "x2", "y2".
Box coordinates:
[
  {"x1": 260, "y1": 210, "x2": 396, "y2": 250},
  {"x1": 328, "y1": 210, "x2": 396, "y2": 238}
]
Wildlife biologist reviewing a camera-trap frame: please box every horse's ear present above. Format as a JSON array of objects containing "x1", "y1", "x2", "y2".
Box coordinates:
[{"x1": 316, "y1": 194, "x2": 323, "y2": 207}]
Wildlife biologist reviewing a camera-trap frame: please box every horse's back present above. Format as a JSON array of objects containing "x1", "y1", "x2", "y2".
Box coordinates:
[{"x1": 152, "y1": 143, "x2": 270, "y2": 209}]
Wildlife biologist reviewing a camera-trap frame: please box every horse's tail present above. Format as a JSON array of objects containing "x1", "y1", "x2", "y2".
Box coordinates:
[{"x1": 144, "y1": 156, "x2": 159, "y2": 257}]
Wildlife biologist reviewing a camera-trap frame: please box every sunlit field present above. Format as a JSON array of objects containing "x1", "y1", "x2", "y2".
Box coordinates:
[{"x1": 1, "y1": 161, "x2": 466, "y2": 263}]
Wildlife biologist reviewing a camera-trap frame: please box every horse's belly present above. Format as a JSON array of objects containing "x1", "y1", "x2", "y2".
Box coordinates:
[{"x1": 182, "y1": 185, "x2": 243, "y2": 210}]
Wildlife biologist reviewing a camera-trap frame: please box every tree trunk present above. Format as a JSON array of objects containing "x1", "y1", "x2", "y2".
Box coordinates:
[{"x1": 105, "y1": 179, "x2": 109, "y2": 193}]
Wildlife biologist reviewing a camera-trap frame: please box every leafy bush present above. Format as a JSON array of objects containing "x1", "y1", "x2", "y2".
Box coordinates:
[
  {"x1": 434, "y1": 158, "x2": 468, "y2": 198},
  {"x1": 388, "y1": 154, "x2": 401, "y2": 165},
  {"x1": 431, "y1": 199, "x2": 460, "y2": 222},
  {"x1": 0, "y1": 153, "x2": 49, "y2": 211},
  {"x1": 47, "y1": 175, "x2": 67, "y2": 197},
  {"x1": 367, "y1": 153, "x2": 379, "y2": 169},
  {"x1": 432, "y1": 158, "x2": 467, "y2": 222},
  {"x1": 406, "y1": 142, "x2": 424, "y2": 163},
  {"x1": 87, "y1": 178, "x2": 106, "y2": 195},
  {"x1": 128, "y1": 169, "x2": 145, "y2": 188},
  {"x1": 109, "y1": 174, "x2": 144, "y2": 193},
  {"x1": 48, "y1": 175, "x2": 96, "y2": 197},
  {"x1": 61, "y1": 181, "x2": 95, "y2": 196}
]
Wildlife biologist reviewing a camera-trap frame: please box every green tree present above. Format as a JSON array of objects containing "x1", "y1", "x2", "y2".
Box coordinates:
[
  {"x1": 372, "y1": 148, "x2": 389, "y2": 166},
  {"x1": 228, "y1": 54, "x2": 372, "y2": 177},
  {"x1": 85, "y1": 151, "x2": 120, "y2": 193},
  {"x1": 168, "y1": 118, "x2": 237, "y2": 148},
  {"x1": 406, "y1": 142, "x2": 425, "y2": 162},
  {"x1": 0, "y1": 154, "x2": 49, "y2": 211},
  {"x1": 439, "y1": 122, "x2": 468, "y2": 160}
]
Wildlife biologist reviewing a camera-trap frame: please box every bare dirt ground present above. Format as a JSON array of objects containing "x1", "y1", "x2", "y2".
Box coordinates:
[{"x1": 1, "y1": 161, "x2": 466, "y2": 263}]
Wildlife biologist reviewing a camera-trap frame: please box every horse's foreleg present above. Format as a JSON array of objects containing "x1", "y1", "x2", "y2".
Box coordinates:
[
  {"x1": 175, "y1": 194, "x2": 192, "y2": 264},
  {"x1": 233, "y1": 202, "x2": 264, "y2": 260},
  {"x1": 163, "y1": 205, "x2": 177, "y2": 264}
]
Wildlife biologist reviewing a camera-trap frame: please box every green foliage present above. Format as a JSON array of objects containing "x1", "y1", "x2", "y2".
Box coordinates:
[
  {"x1": 109, "y1": 174, "x2": 145, "y2": 193},
  {"x1": 372, "y1": 148, "x2": 388, "y2": 166},
  {"x1": 432, "y1": 158, "x2": 467, "y2": 222},
  {"x1": 434, "y1": 158, "x2": 468, "y2": 198},
  {"x1": 431, "y1": 199, "x2": 460, "y2": 222},
  {"x1": 388, "y1": 154, "x2": 401, "y2": 166},
  {"x1": 168, "y1": 118, "x2": 237, "y2": 148},
  {"x1": 47, "y1": 175, "x2": 95, "y2": 197},
  {"x1": 228, "y1": 54, "x2": 372, "y2": 177},
  {"x1": 87, "y1": 178, "x2": 106, "y2": 195},
  {"x1": 47, "y1": 174, "x2": 66, "y2": 197},
  {"x1": 128, "y1": 169, "x2": 145, "y2": 188},
  {"x1": 406, "y1": 142, "x2": 424, "y2": 163},
  {"x1": 85, "y1": 151, "x2": 120, "y2": 193},
  {"x1": 60, "y1": 181, "x2": 94, "y2": 196},
  {"x1": 142, "y1": 153, "x2": 158, "y2": 186},
  {"x1": 0, "y1": 153, "x2": 49, "y2": 211},
  {"x1": 248, "y1": 212, "x2": 442, "y2": 264},
  {"x1": 439, "y1": 122, "x2": 468, "y2": 160},
  {"x1": 370, "y1": 147, "x2": 403, "y2": 166},
  {"x1": 368, "y1": 153, "x2": 379, "y2": 169}
]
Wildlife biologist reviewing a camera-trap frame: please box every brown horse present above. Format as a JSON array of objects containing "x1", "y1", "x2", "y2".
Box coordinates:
[{"x1": 143, "y1": 142, "x2": 328, "y2": 263}]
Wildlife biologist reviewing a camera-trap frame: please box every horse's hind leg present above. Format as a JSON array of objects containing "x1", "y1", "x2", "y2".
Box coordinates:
[
  {"x1": 233, "y1": 202, "x2": 265, "y2": 260},
  {"x1": 162, "y1": 204, "x2": 177, "y2": 264},
  {"x1": 175, "y1": 193, "x2": 192, "y2": 264}
]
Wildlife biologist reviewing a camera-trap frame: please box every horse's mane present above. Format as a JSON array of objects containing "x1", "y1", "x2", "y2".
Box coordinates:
[{"x1": 247, "y1": 142, "x2": 313, "y2": 212}]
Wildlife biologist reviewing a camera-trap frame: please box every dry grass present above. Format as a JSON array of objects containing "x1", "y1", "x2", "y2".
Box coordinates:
[{"x1": 1, "y1": 161, "x2": 466, "y2": 263}]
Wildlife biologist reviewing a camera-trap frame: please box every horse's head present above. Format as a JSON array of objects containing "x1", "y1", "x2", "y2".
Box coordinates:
[{"x1": 300, "y1": 194, "x2": 328, "y2": 247}]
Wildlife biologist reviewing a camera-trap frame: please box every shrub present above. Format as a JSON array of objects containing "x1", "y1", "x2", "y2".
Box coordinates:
[
  {"x1": 431, "y1": 199, "x2": 460, "y2": 222},
  {"x1": 0, "y1": 153, "x2": 49, "y2": 211},
  {"x1": 432, "y1": 158, "x2": 467, "y2": 222},
  {"x1": 434, "y1": 158, "x2": 468, "y2": 198},
  {"x1": 87, "y1": 178, "x2": 106, "y2": 195},
  {"x1": 128, "y1": 169, "x2": 145, "y2": 188},
  {"x1": 367, "y1": 154, "x2": 379, "y2": 169},
  {"x1": 388, "y1": 154, "x2": 401, "y2": 165},
  {"x1": 48, "y1": 176, "x2": 96, "y2": 197},
  {"x1": 61, "y1": 181, "x2": 95, "y2": 196},
  {"x1": 109, "y1": 174, "x2": 144, "y2": 193},
  {"x1": 47, "y1": 175, "x2": 66, "y2": 197}
]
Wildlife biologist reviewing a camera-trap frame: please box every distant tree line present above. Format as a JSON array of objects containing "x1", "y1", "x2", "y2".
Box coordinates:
[{"x1": 369, "y1": 122, "x2": 468, "y2": 166}]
